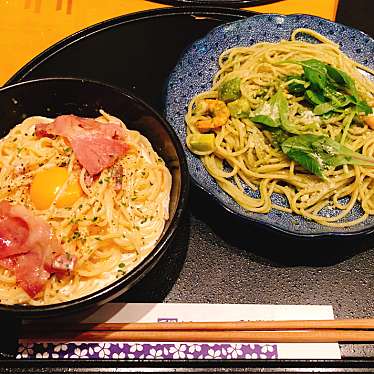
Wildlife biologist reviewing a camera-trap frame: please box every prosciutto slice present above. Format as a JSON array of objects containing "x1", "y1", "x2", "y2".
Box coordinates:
[
  {"x1": 0, "y1": 203, "x2": 29, "y2": 258},
  {"x1": 0, "y1": 201, "x2": 75, "y2": 298},
  {"x1": 35, "y1": 115, "x2": 129, "y2": 175}
]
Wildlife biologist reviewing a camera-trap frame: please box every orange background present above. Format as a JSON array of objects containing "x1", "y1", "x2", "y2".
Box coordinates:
[{"x1": 0, "y1": 0, "x2": 339, "y2": 85}]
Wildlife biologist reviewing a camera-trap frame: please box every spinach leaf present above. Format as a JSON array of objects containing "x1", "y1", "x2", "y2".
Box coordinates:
[
  {"x1": 296, "y1": 59, "x2": 328, "y2": 90},
  {"x1": 286, "y1": 148, "x2": 325, "y2": 178},
  {"x1": 313, "y1": 102, "x2": 336, "y2": 115},
  {"x1": 271, "y1": 129, "x2": 290, "y2": 147},
  {"x1": 355, "y1": 100, "x2": 372, "y2": 115},
  {"x1": 276, "y1": 90, "x2": 289, "y2": 127},
  {"x1": 273, "y1": 90, "x2": 301, "y2": 134},
  {"x1": 268, "y1": 89, "x2": 281, "y2": 106},
  {"x1": 324, "y1": 86, "x2": 352, "y2": 108},
  {"x1": 340, "y1": 111, "x2": 355, "y2": 145},
  {"x1": 285, "y1": 59, "x2": 371, "y2": 117},
  {"x1": 251, "y1": 90, "x2": 301, "y2": 134},
  {"x1": 251, "y1": 115, "x2": 280, "y2": 127},
  {"x1": 281, "y1": 134, "x2": 325, "y2": 177},
  {"x1": 321, "y1": 111, "x2": 335, "y2": 120},
  {"x1": 218, "y1": 77, "x2": 241, "y2": 103},
  {"x1": 326, "y1": 65, "x2": 359, "y2": 99},
  {"x1": 281, "y1": 134, "x2": 374, "y2": 178},
  {"x1": 281, "y1": 134, "x2": 321, "y2": 154},
  {"x1": 310, "y1": 136, "x2": 374, "y2": 167},
  {"x1": 251, "y1": 91, "x2": 281, "y2": 126},
  {"x1": 305, "y1": 89, "x2": 327, "y2": 105},
  {"x1": 286, "y1": 75, "x2": 309, "y2": 95}
]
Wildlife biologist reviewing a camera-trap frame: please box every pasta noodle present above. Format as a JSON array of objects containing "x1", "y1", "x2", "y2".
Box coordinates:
[
  {"x1": 0, "y1": 112, "x2": 172, "y2": 305},
  {"x1": 186, "y1": 28, "x2": 374, "y2": 227}
]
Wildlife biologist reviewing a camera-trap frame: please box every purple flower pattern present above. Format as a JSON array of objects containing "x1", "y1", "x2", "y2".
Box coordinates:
[{"x1": 16, "y1": 342, "x2": 278, "y2": 360}]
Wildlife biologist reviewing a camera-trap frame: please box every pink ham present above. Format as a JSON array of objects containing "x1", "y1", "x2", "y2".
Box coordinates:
[
  {"x1": 0, "y1": 202, "x2": 29, "y2": 258},
  {"x1": 0, "y1": 201, "x2": 75, "y2": 298},
  {"x1": 1, "y1": 252, "x2": 51, "y2": 299},
  {"x1": 35, "y1": 115, "x2": 129, "y2": 175}
]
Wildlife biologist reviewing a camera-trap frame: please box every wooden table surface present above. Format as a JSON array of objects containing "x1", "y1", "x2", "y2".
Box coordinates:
[{"x1": 0, "y1": 0, "x2": 339, "y2": 85}]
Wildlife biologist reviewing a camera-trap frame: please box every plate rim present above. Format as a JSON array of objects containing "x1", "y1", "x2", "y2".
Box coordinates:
[{"x1": 165, "y1": 12, "x2": 374, "y2": 238}]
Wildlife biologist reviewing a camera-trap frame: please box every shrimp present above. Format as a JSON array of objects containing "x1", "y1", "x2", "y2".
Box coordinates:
[
  {"x1": 362, "y1": 114, "x2": 374, "y2": 129},
  {"x1": 195, "y1": 99, "x2": 230, "y2": 132}
]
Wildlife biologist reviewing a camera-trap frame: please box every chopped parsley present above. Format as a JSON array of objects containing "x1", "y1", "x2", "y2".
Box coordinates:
[{"x1": 72, "y1": 231, "x2": 81, "y2": 240}]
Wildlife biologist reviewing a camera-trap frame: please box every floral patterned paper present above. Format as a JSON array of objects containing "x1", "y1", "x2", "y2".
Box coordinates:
[{"x1": 17, "y1": 342, "x2": 278, "y2": 360}]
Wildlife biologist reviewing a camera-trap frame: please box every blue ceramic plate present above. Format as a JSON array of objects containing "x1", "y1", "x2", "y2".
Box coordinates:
[{"x1": 165, "y1": 14, "x2": 374, "y2": 237}]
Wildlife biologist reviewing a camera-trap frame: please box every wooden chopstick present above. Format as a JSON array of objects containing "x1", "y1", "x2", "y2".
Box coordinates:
[
  {"x1": 19, "y1": 319, "x2": 374, "y2": 343},
  {"x1": 21, "y1": 318, "x2": 374, "y2": 332},
  {"x1": 20, "y1": 329, "x2": 374, "y2": 343}
]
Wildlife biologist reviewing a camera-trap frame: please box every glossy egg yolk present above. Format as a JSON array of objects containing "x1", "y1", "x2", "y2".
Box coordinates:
[{"x1": 30, "y1": 167, "x2": 83, "y2": 210}]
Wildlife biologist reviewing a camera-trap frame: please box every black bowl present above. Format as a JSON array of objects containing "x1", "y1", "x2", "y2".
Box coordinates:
[{"x1": 0, "y1": 77, "x2": 189, "y2": 318}]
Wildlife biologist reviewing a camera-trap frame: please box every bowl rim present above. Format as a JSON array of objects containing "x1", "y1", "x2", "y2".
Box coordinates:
[
  {"x1": 0, "y1": 77, "x2": 190, "y2": 316},
  {"x1": 5, "y1": 7, "x2": 255, "y2": 87},
  {"x1": 165, "y1": 12, "x2": 374, "y2": 239}
]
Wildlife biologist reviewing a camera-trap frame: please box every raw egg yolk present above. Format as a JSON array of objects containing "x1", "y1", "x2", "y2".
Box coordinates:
[{"x1": 30, "y1": 167, "x2": 83, "y2": 210}]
